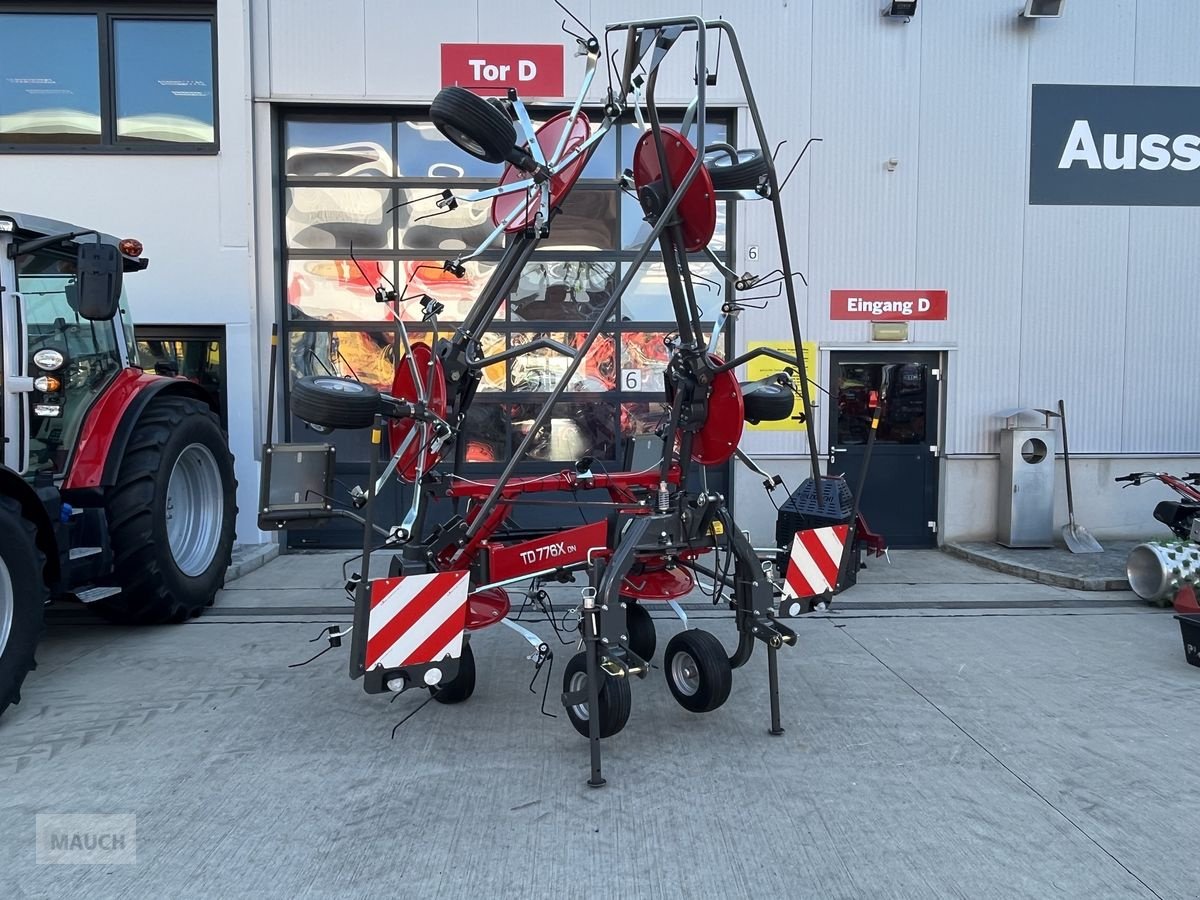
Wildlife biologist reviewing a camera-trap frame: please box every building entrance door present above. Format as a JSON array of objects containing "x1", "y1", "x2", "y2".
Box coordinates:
[{"x1": 827, "y1": 351, "x2": 941, "y2": 548}]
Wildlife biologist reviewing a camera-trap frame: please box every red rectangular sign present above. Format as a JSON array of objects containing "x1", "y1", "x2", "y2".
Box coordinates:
[
  {"x1": 830, "y1": 290, "x2": 948, "y2": 321},
  {"x1": 441, "y1": 44, "x2": 565, "y2": 97},
  {"x1": 486, "y1": 520, "x2": 607, "y2": 582}
]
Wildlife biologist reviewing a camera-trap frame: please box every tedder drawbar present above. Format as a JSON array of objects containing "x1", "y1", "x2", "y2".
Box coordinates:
[{"x1": 259, "y1": 10, "x2": 886, "y2": 785}]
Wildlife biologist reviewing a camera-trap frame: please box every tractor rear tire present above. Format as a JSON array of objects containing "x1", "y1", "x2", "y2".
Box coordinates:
[
  {"x1": 98, "y1": 396, "x2": 237, "y2": 625},
  {"x1": 0, "y1": 496, "x2": 48, "y2": 718}
]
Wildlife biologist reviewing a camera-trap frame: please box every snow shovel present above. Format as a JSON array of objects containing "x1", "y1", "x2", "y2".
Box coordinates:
[{"x1": 1058, "y1": 399, "x2": 1103, "y2": 553}]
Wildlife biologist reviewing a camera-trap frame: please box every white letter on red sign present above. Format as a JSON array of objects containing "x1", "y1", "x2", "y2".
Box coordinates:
[{"x1": 519, "y1": 59, "x2": 537, "y2": 81}]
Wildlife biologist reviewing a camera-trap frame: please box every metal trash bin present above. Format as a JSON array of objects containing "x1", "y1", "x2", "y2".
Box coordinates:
[{"x1": 996, "y1": 408, "x2": 1058, "y2": 548}]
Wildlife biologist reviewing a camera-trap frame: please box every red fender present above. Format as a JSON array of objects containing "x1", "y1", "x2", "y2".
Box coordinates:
[{"x1": 63, "y1": 369, "x2": 213, "y2": 490}]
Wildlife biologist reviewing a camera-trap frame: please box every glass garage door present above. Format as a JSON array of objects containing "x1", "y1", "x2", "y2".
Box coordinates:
[{"x1": 278, "y1": 109, "x2": 735, "y2": 547}]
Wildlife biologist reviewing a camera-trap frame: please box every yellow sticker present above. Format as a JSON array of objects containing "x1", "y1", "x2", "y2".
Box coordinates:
[
  {"x1": 744, "y1": 340, "x2": 819, "y2": 432},
  {"x1": 371, "y1": 427, "x2": 381, "y2": 445},
  {"x1": 710, "y1": 519, "x2": 725, "y2": 536}
]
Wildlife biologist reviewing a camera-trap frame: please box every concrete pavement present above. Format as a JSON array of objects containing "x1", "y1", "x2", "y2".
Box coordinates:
[{"x1": 2, "y1": 552, "x2": 1196, "y2": 898}]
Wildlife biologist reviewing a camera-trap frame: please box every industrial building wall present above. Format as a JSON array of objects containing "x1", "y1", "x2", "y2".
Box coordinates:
[
  {"x1": 1, "y1": 0, "x2": 263, "y2": 542},
  {"x1": 252, "y1": 0, "x2": 1199, "y2": 543}
]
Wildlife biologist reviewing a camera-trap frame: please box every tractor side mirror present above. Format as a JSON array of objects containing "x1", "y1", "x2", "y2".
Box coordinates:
[{"x1": 70, "y1": 243, "x2": 123, "y2": 321}]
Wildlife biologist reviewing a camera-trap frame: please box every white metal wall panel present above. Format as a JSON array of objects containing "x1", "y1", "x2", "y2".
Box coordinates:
[
  {"x1": 914, "y1": 2, "x2": 1030, "y2": 454},
  {"x1": 268, "y1": 0, "x2": 365, "y2": 98},
  {"x1": 1122, "y1": 206, "x2": 1200, "y2": 453},
  {"x1": 1019, "y1": 0, "x2": 1136, "y2": 453},
  {"x1": 1120, "y1": 2, "x2": 1200, "y2": 454},
  {"x1": 807, "y1": 1, "x2": 922, "y2": 347},
  {"x1": 707, "y1": 0, "x2": 815, "y2": 456},
  {"x1": 365, "y1": 0, "x2": 478, "y2": 100}
]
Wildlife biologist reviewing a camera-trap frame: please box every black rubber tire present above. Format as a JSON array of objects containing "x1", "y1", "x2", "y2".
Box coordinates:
[
  {"x1": 562, "y1": 651, "x2": 632, "y2": 739},
  {"x1": 98, "y1": 396, "x2": 237, "y2": 625},
  {"x1": 663, "y1": 629, "x2": 733, "y2": 713},
  {"x1": 623, "y1": 599, "x2": 656, "y2": 661},
  {"x1": 0, "y1": 497, "x2": 47, "y2": 718},
  {"x1": 431, "y1": 86, "x2": 517, "y2": 164},
  {"x1": 431, "y1": 642, "x2": 476, "y2": 704},
  {"x1": 704, "y1": 147, "x2": 769, "y2": 191},
  {"x1": 741, "y1": 374, "x2": 795, "y2": 424},
  {"x1": 291, "y1": 376, "x2": 381, "y2": 430}
]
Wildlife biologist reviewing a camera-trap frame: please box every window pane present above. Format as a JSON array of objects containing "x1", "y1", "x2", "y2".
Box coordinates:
[
  {"x1": 474, "y1": 332, "x2": 507, "y2": 392},
  {"x1": 287, "y1": 259, "x2": 393, "y2": 322},
  {"x1": 461, "y1": 401, "x2": 508, "y2": 462},
  {"x1": 399, "y1": 259, "x2": 499, "y2": 323},
  {"x1": 620, "y1": 190, "x2": 725, "y2": 253},
  {"x1": 286, "y1": 118, "x2": 393, "y2": 176},
  {"x1": 621, "y1": 331, "x2": 671, "y2": 393},
  {"x1": 397, "y1": 188, "x2": 496, "y2": 253},
  {"x1": 510, "y1": 260, "x2": 616, "y2": 323},
  {"x1": 114, "y1": 19, "x2": 214, "y2": 143},
  {"x1": 289, "y1": 329, "x2": 424, "y2": 391},
  {"x1": 622, "y1": 262, "x2": 723, "y2": 322},
  {"x1": 510, "y1": 332, "x2": 615, "y2": 393},
  {"x1": 510, "y1": 402, "x2": 616, "y2": 461},
  {"x1": 0, "y1": 14, "x2": 100, "y2": 144},
  {"x1": 398, "y1": 120, "x2": 502, "y2": 179},
  {"x1": 621, "y1": 401, "x2": 667, "y2": 437},
  {"x1": 286, "y1": 187, "x2": 394, "y2": 250},
  {"x1": 540, "y1": 189, "x2": 617, "y2": 251}
]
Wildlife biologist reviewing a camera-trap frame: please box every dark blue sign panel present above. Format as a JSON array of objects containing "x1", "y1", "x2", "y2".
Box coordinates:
[{"x1": 1030, "y1": 84, "x2": 1200, "y2": 206}]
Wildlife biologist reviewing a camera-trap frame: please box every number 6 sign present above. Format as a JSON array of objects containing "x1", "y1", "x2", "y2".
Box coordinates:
[{"x1": 623, "y1": 369, "x2": 642, "y2": 391}]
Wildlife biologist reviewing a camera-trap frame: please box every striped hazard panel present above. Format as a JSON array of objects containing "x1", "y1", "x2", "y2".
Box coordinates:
[
  {"x1": 365, "y1": 572, "x2": 469, "y2": 671},
  {"x1": 783, "y1": 524, "x2": 850, "y2": 601}
]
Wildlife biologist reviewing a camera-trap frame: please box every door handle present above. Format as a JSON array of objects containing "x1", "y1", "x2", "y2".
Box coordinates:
[{"x1": 828, "y1": 447, "x2": 847, "y2": 465}]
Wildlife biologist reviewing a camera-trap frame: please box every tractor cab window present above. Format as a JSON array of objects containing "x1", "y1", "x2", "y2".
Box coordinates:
[{"x1": 15, "y1": 249, "x2": 123, "y2": 475}]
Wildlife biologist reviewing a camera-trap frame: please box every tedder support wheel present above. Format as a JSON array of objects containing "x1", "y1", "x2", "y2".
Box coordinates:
[
  {"x1": 703, "y1": 147, "x2": 769, "y2": 192},
  {"x1": 663, "y1": 629, "x2": 733, "y2": 713},
  {"x1": 562, "y1": 651, "x2": 632, "y2": 739},
  {"x1": 431, "y1": 642, "x2": 476, "y2": 704},
  {"x1": 291, "y1": 376, "x2": 381, "y2": 431},
  {"x1": 99, "y1": 396, "x2": 237, "y2": 625},
  {"x1": 0, "y1": 497, "x2": 48, "y2": 717},
  {"x1": 431, "y1": 86, "x2": 518, "y2": 165},
  {"x1": 623, "y1": 599, "x2": 656, "y2": 662}
]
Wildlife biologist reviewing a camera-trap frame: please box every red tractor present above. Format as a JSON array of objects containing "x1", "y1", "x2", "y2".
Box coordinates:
[{"x1": 0, "y1": 211, "x2": 238, "y2": 718}]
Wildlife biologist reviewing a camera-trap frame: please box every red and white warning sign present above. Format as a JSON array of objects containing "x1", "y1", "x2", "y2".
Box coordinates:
[
  {"x1": 781, "y1": 525, "x2": 850, "y2": 610},
  {"x1": 365, "y1": 572, "x2": 470, "y2": 671}
]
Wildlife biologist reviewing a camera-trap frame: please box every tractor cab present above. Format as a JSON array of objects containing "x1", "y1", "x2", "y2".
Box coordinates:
[{"x1": 0, "y1": 211, "x2": 147, "y2": 478}]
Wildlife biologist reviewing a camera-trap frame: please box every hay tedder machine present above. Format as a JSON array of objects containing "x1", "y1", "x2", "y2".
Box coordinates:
[{"x1": 260, "y1": 12, "x2": 885, "y2": 784}]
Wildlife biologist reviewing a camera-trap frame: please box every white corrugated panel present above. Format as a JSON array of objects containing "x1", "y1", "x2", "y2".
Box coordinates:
[
  {"x1": 914, "y1": 2, "x2": 1030, "y2": 454},
  {"x1": 1018, "y1": 0, "x2": 1136, "y2": 454},
  {"x1": 268, "y1": 0, "x2": 365, "y2": 98},
  {"x1": 807, "y1": 1, "x2": 921, "y2": 347}
]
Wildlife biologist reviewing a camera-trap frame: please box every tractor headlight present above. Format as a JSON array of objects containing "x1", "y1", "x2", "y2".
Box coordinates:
[
  {"x1": 33, "y1": 404, "x2": 62, "y2": 418},
  {"x1": 33, "y1": 375, "x2": 61, "y2": 392},
  {"x1": 33, "y1": 349, "x2": 65, "y2": 371}
]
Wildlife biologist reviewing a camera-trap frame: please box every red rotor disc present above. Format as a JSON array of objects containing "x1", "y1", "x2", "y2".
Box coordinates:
[
  {"x1": 631, "y1": 127, "x2": 717, "y2": 252},
  {"x1": 492, "y1": 111, "x2": 591, "y2": 233},
  {"x1": 666, "y1": 354, "x2": 744, "y2": 467},
  {"x1": 388, "y1": 342, "x2": 447, "y2": 483}
]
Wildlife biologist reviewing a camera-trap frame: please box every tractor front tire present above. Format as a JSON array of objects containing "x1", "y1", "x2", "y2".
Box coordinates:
[
  {"x1": 99, "y1": 396, "x2": 237, "y2": 625},
  {"x1": 0, "y1": 496, "x2": 48, "y2": 718}
]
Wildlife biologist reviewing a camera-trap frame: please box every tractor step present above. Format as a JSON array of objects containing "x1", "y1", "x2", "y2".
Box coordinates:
[
  {"x1": 69, "y1": 546, "x2": 103, "y2": 560},
  {"x1": 75, "y1": 585, "x2": 121, "y2": 604}
]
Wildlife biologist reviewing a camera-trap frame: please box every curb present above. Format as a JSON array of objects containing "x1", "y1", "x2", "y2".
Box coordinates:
[
  {"x1": 944, "y1": 543, "x2": 1130, "y2": 592},
  {"x1": 224, "y1": 542, "x2": 281, "y2": 584}
]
